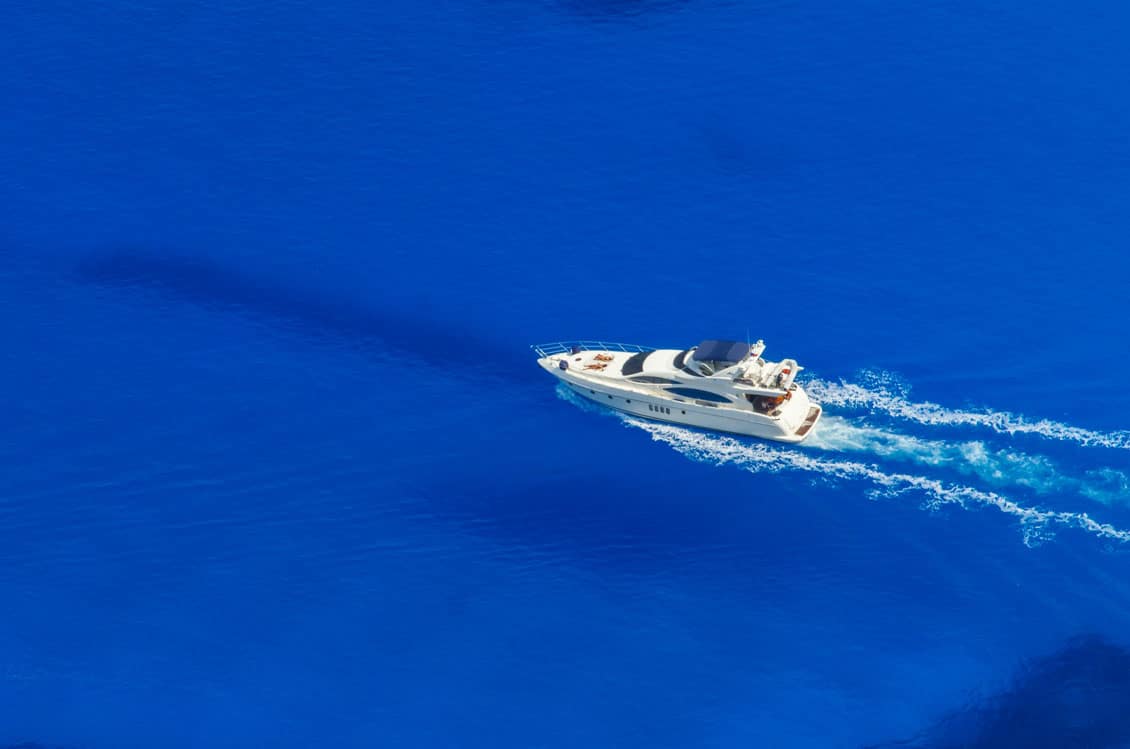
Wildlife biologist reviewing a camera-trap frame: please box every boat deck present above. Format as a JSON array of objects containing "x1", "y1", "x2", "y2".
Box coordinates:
[{"x1": 794, "y1": 406, "x2": 822, "y2": 437}]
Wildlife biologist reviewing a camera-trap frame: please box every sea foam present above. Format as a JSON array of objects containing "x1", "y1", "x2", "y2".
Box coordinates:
[
  {"x1": 554, "y1": 383, "x2": 1130, "y2": 545},
  {"x1": 808, "y1": 415, "x2": 1130, "y2": 505},
  {"x1": 807, "y1": 371, "x2": 1130, "y2": 450},
  {"x1": 626, "y1": 418, "x2": 1130, "y2": 546}
]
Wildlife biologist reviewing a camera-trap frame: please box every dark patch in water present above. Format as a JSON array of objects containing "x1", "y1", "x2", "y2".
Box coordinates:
[
  {"x1": 406, "y1": 442, "x2": 877, "y2": 582},
  {"x1": 865, "y1": 635, "x2": 1130, "y2": 749},
  {"x1": 76, "y1": 250, "x2": 532, "y2": 382},
  {"x1": 412, "y1": 471, "x2": 726, "y2": 574},
  {"x1": 553, "y1": 0, "x2": 688, "y2": 21}
]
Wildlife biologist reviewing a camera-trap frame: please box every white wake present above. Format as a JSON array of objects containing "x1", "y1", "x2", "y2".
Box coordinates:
[
  {"x1": 807, "y1": 372, "x2": 1130, "y2": 450},
  {"x1": 808, "y1": 415, "x2": 1130, "y2": 505},
  {"x1": 554, "y1": 383, "x2": 1130, "y2": 545},
  {"x1": 627, "y1": 418, "x2": 1130, "y2": 546}
]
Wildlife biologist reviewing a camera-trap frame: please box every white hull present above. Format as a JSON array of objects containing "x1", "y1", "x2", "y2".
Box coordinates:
[{"x1": 534, "y1": 340, "x2": 822, "y2": 444}]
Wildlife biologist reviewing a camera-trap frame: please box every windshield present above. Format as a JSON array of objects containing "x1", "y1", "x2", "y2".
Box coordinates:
[{"x1": 690, "y1": 340, "x2": 749, "y2": 375}]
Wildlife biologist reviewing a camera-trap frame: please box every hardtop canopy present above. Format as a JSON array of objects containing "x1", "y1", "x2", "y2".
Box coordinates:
[{"x1": 691, "y1": 340, "x2": 750, "y2": 364}]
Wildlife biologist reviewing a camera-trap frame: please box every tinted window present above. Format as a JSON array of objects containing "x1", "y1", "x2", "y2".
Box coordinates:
[
  {"x1": 673, "y1": 349, "x2": 703, "y2": 377},
  {"x1": 620, "y1": 351, "x2": 653, "y2": 376},
  {"x1": 629, "y1": 375, "x2": 679, "y2": 385},
  {"x1": 664, "y1": 387, "x2": 731, "y2": 403}
]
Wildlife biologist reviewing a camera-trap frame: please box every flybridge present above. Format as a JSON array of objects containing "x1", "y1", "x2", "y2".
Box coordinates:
[
  {"x1": 732, "y1": 350, "x2": 802, "y2": 396},
  {"x1": 691, "y1": 339, "x2": 754, "y2": 363}
]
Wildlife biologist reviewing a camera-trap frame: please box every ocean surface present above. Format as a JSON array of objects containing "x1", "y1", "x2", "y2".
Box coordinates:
[{"x1": 4, "y1": 1, "x2": 1130, "y2": 747}]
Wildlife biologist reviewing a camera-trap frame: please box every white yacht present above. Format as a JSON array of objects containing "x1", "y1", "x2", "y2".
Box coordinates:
[{"x1": 532, "y1": 339, "x2": 822, "y2": 443}]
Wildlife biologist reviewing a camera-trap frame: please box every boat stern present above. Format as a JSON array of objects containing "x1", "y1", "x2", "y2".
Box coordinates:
[
  {"x1": 774, "y1": 386, "x2": 823, "y2": 442},
  {"x1": 792, "y1": 404, "x2": 822, "y2": 440}
]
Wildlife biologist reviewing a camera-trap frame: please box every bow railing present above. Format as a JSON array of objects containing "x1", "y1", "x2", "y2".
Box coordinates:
[{"x1": 531, "y1": 341, "x2": 655, "y2": 358}]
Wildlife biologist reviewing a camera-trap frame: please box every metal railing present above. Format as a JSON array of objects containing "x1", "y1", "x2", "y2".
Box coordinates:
[{"x1": 531, "y1": 341, "x2": 655, "y2": 358}]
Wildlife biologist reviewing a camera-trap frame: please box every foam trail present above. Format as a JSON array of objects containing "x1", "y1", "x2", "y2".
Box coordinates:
[
  {"x1": 555, "y1": 383, "x2": 1130, "y2": 543},
  {"x1": 807, "y1": 372, "x2": 1130, "y2": 450},
  {"x1": 624, "y1": 419, "x2": 1130, "y2": 546},
  {"x1": 808, "y1": 415, "x2": 1130, "y2": 506}
]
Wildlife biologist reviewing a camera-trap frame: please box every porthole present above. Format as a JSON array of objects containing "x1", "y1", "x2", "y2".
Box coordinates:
[{"x1": 681, "y1": 410, "x2": 686, "y2": 415}]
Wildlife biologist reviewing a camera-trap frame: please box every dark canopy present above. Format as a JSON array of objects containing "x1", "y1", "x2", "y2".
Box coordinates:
[{"x1": 692, "y1": 339, "x2": 750, "y2": 364}]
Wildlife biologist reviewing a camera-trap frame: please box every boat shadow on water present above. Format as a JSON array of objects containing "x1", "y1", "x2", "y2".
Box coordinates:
[
  {"x1": 75, "y1": 250, "x2": 532, "y2": 384},
  {"x1": 552, "y1": 0, "x2": 688, "y2": 21},
  {"x1": 864, "y1": 634, "x2": 1130, "y2": 749}
]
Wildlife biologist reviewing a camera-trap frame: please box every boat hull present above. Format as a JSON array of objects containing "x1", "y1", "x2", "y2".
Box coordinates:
[{"x1": 550, "y1": 368, "x2": 821, "y2": 444}]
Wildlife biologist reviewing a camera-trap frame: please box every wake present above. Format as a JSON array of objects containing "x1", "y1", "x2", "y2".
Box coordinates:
[
  {"x1": 628, "y1": 418, "x2": 1130, "y2": 547},
  {"x1": 809, "y1": 415, "x2": 1129, "y2": 506},
  {"x1": 553, "y1": 384, "x2": 1130, "y2": 546},
  {"x1": 807, "y1": 371, "x2": 1130, "y2": 450}
]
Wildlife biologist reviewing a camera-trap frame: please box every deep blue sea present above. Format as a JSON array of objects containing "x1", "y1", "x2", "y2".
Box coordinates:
[{"x1": 5, "y1": 1, "x2": 1130, "y2": 747}]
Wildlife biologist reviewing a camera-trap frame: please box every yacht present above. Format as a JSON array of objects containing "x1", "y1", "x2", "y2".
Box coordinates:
[{"x1": 532, "y1": 339, "x2": 822, "y2": 443}]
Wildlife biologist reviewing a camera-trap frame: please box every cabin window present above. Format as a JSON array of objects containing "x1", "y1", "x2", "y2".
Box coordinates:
[
  {"x1": 673, "y1": 349, "x2": 703, "y2": 377},
  {"x1": 664, "y1": 387, "x2": 731, "y2": 403},
  {"x1": 629, "y1": 375, "x2": 679, "y2": 385},
  {"x1": 619, "y1": 351, "x2": 654, "y2": 376}
]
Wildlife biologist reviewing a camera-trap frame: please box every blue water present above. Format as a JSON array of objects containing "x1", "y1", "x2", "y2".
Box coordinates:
[{"x1": 4, "y1": 1, "x2": 1130, "y2": 746}]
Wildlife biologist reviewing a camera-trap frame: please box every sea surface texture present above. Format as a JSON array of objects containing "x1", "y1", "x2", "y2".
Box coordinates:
[{"x1": 4, "y1": 1, "x2": 1130, "y2": 747}]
